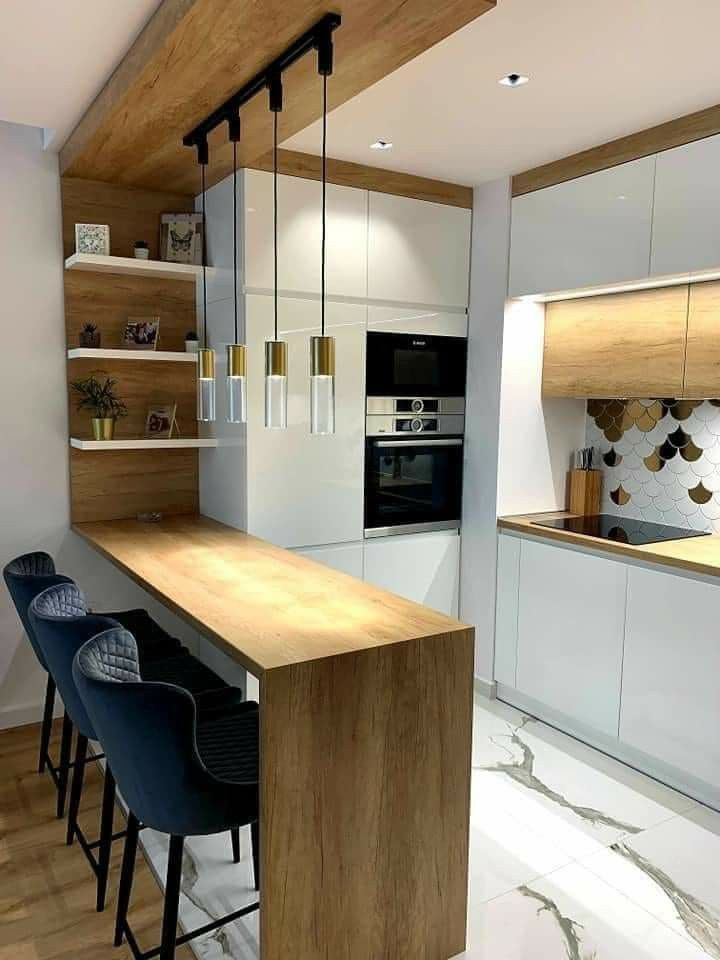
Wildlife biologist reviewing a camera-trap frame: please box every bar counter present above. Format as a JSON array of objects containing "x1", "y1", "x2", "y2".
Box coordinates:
[{"x1": 74, "y1": 514, "x2": 475, "y2": 960}]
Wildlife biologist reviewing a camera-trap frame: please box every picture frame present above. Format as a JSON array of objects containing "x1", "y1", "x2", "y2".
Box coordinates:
[
  {"x1": 160, "y1": 213, "x2": 203, "y2": 265},
  {"x1": 145, "y1": 402, "x2": 178, "y2": 440},
  {"x1": 121, "y1": 316, "x2": 160, "y2": 351},
  {"x1": 75, "y1": 223, "x2": 110, "y2": 256}
]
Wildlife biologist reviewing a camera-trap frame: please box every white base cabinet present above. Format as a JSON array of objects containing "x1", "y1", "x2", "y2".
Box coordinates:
[
  {"x1": 293, "y1": 541, "x2": 364, "y2": 580},
  {"x1": 620, "y1": 566, "x2": 720, "y2": 792},
  {"x1": 364, "y1": 530, "x2": 461, "y2": 616}
]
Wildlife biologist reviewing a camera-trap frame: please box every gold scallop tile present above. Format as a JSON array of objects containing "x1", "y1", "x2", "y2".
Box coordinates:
[
  {"x1": 610, "y1": 484, "x2": 631, "y2": 506},
  {"x1": 635, "y1": 410, "x2": 658, "y2": 432},
  {"x1": 646, "y1": 399, "x2": 664, "y2": 421},
  {"x1": 673, "y1": 400, "x2": 701, "y2": 421},
  {"x1": 621, "y1": 408, "x2": 636, "y2": 431},
  {"x1": 587, "y1": 399, "x2": 605, "y2": 417},
  {"x1": 604, "y1": 423, "x2": 623, "y2": 443},
  {"x1": 680, "y1": 440, "x2": 703, "y2": 462},
  {"x1": 689, "y1": 481, "x2": 713, "y2": 504},
  {"x1": 607, "y1": 399, "x2": 626, "y2": 418},
  {"x1": 643, "y1": 449, "x2": 665, "y2": 472},
  {"x1": 596, "y1": 411, "x2": 614, "y2": 430},
  {"x1": 625, "y1": 399, "x2": 646, "y2": 420}
]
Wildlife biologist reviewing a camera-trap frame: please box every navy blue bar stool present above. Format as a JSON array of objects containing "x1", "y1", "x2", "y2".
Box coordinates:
[
  {"x1": 3, "y1": 552, "x2": 74, "y2": 786},
  {"x1": 29, "y1": 581, "x2": 236, "y2": 913},
  {"x1": 74, "y1": 628, "x2": 259, "y2": 960}
]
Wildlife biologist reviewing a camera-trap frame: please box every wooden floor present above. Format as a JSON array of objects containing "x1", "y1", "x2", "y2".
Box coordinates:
[{"x1": 0, "y1": 720, "x2": 192, "y2": 959}]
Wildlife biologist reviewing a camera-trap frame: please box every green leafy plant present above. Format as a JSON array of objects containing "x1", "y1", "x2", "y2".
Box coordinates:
[{"x1": 71, "y1": 372, "x2": 128, "y2": 419}]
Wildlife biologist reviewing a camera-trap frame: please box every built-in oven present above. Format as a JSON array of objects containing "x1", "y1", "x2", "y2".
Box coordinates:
[
  {"x1": 366, "y1": 331, "x2": 467, "y2": 398},
  {"x1": 364, "y1": 397, "x2": 464, "y2": 537}
]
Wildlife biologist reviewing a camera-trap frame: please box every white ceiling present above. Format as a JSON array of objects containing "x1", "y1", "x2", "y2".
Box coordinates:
[
  {"x1": 0, "y1": 0, "x2": 161, "y2": 147},
  {"x1": 286, "y1": 0, "x2": 720, "y2": 186}
]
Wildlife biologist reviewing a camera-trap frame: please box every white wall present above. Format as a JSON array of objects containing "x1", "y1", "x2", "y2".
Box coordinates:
[
  {"x1": 0, "y1": 122, "x2": 241, "y2": 730},
  {"x1": 460, "y1": 179, "x2": 509, "y2": 683},
  {"x1": 496, "y1": 300, "x2": 586, "y2": 515}
]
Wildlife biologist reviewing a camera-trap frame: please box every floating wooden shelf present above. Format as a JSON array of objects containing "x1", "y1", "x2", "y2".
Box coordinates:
[
  {"x1": 67, "y1": 348, "x2": 197, "y2": 362},
  {"x1": 70, "y1": 438, "x2": 217, "y2": 451},
  {"x1": 64, "y1": 253, "x2": 201, "y2": 282}
]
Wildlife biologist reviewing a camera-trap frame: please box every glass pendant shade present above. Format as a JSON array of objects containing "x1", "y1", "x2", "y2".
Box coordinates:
[
  {"x1": 226, "y1": 344, "x2": 247, "y2": 423},
  {"x1": 197, "y1": 348, "x2": 216, "y2": 422},
  {"x1": 310, "y1": 335, "x2": 335, "y2": 435},
  {"x1": 265, "y1": 339, "x2": 288, "y2": 429}
]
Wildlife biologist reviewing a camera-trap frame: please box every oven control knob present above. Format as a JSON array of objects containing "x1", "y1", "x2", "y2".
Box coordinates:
[
  {"x1": 411, "y1": 398, "x2": 424, "y2": 413},
  {"x1": 410, "y1": 418, "x2": 424, "y2": 433}
]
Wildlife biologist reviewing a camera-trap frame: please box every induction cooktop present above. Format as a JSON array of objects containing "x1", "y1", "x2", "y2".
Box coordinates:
[{"x1": 533, "y1": 514, "x2": 711, "y2": 546}]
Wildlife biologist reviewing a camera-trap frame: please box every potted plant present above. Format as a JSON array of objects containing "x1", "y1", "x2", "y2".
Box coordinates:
[
  {"x1": 185, "y1": 330, "x2": 199, "y2": 353},
  {"x1": 70, "y1": 372, "x2": 128, "y2": 441},
  {"x1": 78, "y1": 322, "x2": 101, "y2": 348}
]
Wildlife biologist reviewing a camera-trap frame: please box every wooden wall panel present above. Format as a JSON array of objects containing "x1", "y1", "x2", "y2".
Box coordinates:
[
  {"x1": 261, "y1": 629, "x2": 474, "y2": 960},
  {"x1": 70, "y1": 449, "x2": 199, "y2": 523},
  {"x1": 685, "y1": 281, "x2": 720, "y2": 398}
]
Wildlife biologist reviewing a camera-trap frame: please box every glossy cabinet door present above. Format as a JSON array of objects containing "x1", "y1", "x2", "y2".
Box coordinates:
[
  {"x1": 367, "y1": 304, "x2": 467, "y2": 337},
  {"x1": 620, "y1": 566, "x2": 720, "y2": 791},
  {"x1": 245, "y1": 295, "x2": 366, "y2": 548},
  {"x1": 651, "y1": 134, "x2": 720, "y2": 276},
  {"x1": 367, "y1": 192, "x2": 471, "y2": 308},
  {"x1": 509, "y1": 157, "x2": 655, "y2": 297},
  {"x1": 364, "y1": 530, "x2": 460, "y2": 616},
  {"x1": 516, "y1": 538, "x2": 627, "y2": 738},
  {"x1": 243, "y1": 169, "x2": 368, "y2": 298},
  {"x1": 293, "y1": 542, "x2": 364, "y2": 579},
  {"x1": 542, "y1": 285, "x2": 689, "y2": 398},
  {"x1": 684, "y1": 280, "x2": 720, "y2": 398},
  {"x1": 494, "y1": 533, "x2": 520, "y2": 687}
]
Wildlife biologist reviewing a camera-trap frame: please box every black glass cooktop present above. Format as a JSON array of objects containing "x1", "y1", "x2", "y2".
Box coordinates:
[{"x1": 533, "y1": 514, "x2": 710, "y2": 546}]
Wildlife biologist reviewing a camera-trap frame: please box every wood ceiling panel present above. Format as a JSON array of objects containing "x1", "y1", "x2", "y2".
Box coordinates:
[{"x1": 59, "y1": 0, "x2": 495, "y2": 193}]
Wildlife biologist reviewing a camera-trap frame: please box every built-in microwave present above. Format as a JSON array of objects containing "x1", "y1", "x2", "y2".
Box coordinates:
[{"x1": 365, "y1": 332, "x2": 467, "y2": 398}]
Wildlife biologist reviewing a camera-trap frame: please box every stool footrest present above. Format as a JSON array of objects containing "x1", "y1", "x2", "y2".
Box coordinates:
[{"x1": 121, "y1": 900, "x2": 260, "y2": 960}]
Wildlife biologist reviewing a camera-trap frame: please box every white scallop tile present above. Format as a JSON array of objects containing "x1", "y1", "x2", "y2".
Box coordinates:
[
  {"x1": 700, "y1": 497, "x2": 720, "y2": 520},
  {"x1": 652, "y1": 495, "x2": 675, "y2": 512},
  {"x1": 634, "y1": 438, "x2": 655, "y2": 457},
  {"x1": 689, "y1": 456, "x2": 716, "y2": 478},
  {"x1": 622, "y1": 476, "x2": 644, "y2": 494},
  {"x1": 676, "y1": 498, "x2": 701, "y2": 517},
  {"x1": 659, "y1": 506, "x2": 688, "y2": 527},
  {"x1": 630, "y1": 491, "x2": 653, "y2": 509},
  {"x1": 692, "y1": 426, "x2": 715, "y2": 448},
  {"x1": 666, "y1": 455, "x2": 692, "y2": 476},
  {"x1": 702, "y1": 442, "x2": 720, "y2": 465},
  {"x1": 705, "y1": 411, "x2": 720, "y2": 436},
  {"x1": 621, "y1": 451, "x2": 645, "y2": 471},
  {"x1": 701, "y1": 471, "x2": 720, "y2": 492},
  {"x1": 688, "y1": 511, "x2": 712, "y2": 531},
  {"x1": 640, "y1": 477, "x2": 664, "y2": 498}
]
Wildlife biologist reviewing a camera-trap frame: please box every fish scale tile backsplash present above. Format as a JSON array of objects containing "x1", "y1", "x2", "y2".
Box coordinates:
[{"x1": 586, "y1": 398, "x2": 720, "y2": 532}]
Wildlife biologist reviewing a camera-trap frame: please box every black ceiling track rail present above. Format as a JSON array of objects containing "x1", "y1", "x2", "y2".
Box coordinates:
[{"x1": 183, "y1": 12, "x2": 341, "y2": 159}]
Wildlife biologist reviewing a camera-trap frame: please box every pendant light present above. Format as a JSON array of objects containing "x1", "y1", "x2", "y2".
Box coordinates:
[
  {"x1": 265, "y1": 73, "x2": 288, "y2": 430},
  {"x1": 196, "y1": 138, "x2": 216, "y2": 422},
  {"x1": 310, "y1": 38, "x2": 335, "y2": 435},
  {"x1": 226, "y1": 115, "x2": 247, "y2": 423}
]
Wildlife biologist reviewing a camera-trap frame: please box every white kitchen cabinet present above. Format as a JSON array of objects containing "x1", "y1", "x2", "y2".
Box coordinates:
[
  {"x1": 620, "y1": 566, "x2": 720, "y2": 791},
  {"x1": 494, "y1": 533, "x2": 520, "y2": 687},
  {"x1": 509, "y1": 156, "x2": 655, "y2": 297},
  {"x1": 651, "y1": 134, "x2": 720, "y2": 276},
  {"x1": 367, "y1": 304, "x2": 467, "y2": 337},
  {"x1": 293, "y1": 541, "x2": 364, "y2": 579},
  {"x1": 245, "y1": 295, "x2": 366, "y2": 549},
  {"x1": 367, "y1": 192, "x2": 471, "y2": 308},
  {"x1": 516, "y1": 539, "x2": 627, "y2": 738},
  {"x1": 364, "y1": 530, "x2": 460, "y2": 616},
  {"x1": 244, "y1": 169, "x2": 368, "y2": 298}
]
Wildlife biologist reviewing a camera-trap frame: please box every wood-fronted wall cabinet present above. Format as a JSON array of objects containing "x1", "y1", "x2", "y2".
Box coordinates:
[
  {"x1": 542, "y1": 286, "x2": 689, "y2": 398},
  {"x1": 685, "y1": 281, "x2": 720, "y2": 398}
]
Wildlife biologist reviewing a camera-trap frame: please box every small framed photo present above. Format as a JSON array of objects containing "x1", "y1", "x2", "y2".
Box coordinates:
[
  {"x1": 160, "y1": 213, "x2": 203, "y2": 265},
  {"x1": 75, "y1": 223, "x2": 110, "y2": 256},
  {"x1": 121, "y1": 316, "x2": 160, "y2": 351},
  {"x1": 145, "y1": 402, "x2": 177, "y2": 440}
]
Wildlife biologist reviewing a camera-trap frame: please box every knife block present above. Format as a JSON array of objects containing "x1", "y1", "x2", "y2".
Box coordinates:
[{"x1": 567, "y1": 469, "x2": 602, "y2": 516}]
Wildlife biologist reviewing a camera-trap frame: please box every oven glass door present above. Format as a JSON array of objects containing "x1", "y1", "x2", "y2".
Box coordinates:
[
  {"x1": 364, "y1": 437, "x2": 463, "y2": 533},
  {"x1": 365, "y1": 332, "x2": 467, "y2": 398}
]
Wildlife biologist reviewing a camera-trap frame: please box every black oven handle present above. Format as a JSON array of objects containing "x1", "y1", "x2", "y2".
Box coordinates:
[{"x1": 374, "y1": 438, "x2": 463, "y2": 448}]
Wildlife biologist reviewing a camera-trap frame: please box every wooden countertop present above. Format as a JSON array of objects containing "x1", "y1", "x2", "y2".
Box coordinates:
[
  {"x1": 498, "y1": 511, "x2": 720, "y2": 580},
  {"x1": 73, "y1": 515, "x2": 468, "y2": 675}
]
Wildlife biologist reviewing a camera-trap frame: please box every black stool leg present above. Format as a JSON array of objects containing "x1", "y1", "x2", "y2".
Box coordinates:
[
  {"x1": 251, "y1": 820, "x2": 260, "y2": 891},
  {"x1": 38, "y1": 675, "x2": 56, "y2": 774},
  {"x1": 56, "y1": 712, "x2": 73, "y2": 819},
  {"x1": 160, "y1": 835, "x2": 184, "y2": 960},
  {"x1": 66, "y1": 734, "x2": 88, "y2": 845},
  {"x1": 115, "y1": 812, "x2": 139, "y2": 946},
  {"x1": 231, "y1": 828, "x2": 240, "y2": 864},
  {"x1": 96, "y1": 766, "x2": 116, "y2": 912}
]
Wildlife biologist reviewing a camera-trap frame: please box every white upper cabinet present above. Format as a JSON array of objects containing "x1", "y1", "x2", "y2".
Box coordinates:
[
  {"x1": 245, "y1": 295, "x2": 366, "y2": 549},
  {"x1": 651, "y1": 135, "x2": 720, "y2": 276},
  {"x1": 367, "y1": 304, "x2": 467, "y2": 337},
  {"x1": 367, "y1": 193, "x2": 471, "y2": 308},
  {"x1": 509, "y1": 157, "x2": 656, "y2": 297},
  {"x1": 243, "y1": 169, "x2": 367, "y2": 298}
]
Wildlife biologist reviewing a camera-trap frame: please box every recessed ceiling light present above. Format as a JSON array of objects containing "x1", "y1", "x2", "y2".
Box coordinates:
[
  {"x1": 499, "y1": 73, "x2": 529, "y2": 88},
  {"x1": 370, "y1": 140, "x2": 393, "y2": 150}
]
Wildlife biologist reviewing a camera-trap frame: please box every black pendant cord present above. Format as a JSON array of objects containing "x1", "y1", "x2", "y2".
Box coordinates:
[
  {"x1": 201, "y1": 160, "x2": 208, "y2": 349},
  {"x1": 273, "y1": 109, "x2": 279, "y2": 342},
  {"x1": 233, "y1": 139, "x2": 239, "y2": 344},
  {"x1": 321, "y1": 71, "x2": 327, "y2": 338}
]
